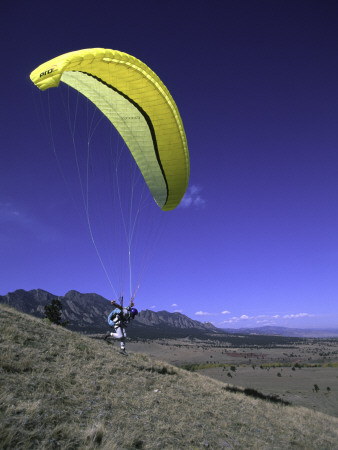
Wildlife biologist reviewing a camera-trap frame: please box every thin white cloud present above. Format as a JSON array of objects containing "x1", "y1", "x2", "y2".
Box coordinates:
[
  {"x1": 222, "y1": 318, "x2": 237, "y2": 324},
  {"x1": 223, "y1": 315, "x2": 254, "y2": 322},
  {"x1": 0, "y1": 202, "x2": 29, "y2": 225},
  {"x1": 195, "y1": 311, "x2": 217, "y2": 316},
  {"x1": 174, "y1": 309, "x2": 183, "y2": 313},
  {"x1": 171, "y1": 303, "x2": 178, "y2": 307},
  {"x1": 179, "y1": 185, "x2": 206, "y2": 209},
  {"x1": 0, "y1": 201, "x2": 59, "y2": 242},
  {"x1": 220, "y1": 312, "x2": 316, "y2": 326},
  {"x1": 221, "y1": 310, "x2": 231, "y2": 315},
  {"x1": 282, "y1": 313, "x2": 314, "y2": 319}
]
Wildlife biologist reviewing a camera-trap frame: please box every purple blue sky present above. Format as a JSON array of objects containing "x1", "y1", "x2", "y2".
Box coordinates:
[{"x1": 1, "y1": 1, "x2": 338, "y2": 328}]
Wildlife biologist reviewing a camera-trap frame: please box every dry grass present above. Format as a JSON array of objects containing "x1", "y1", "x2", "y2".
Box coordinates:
[{"x1": 1, "y1": 304, "x2": 338, "y2": 449}]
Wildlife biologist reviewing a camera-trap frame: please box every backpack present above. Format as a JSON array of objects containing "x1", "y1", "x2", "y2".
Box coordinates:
[{"x1": 108, "y1": 308, "x2": 121, "y2": 326}]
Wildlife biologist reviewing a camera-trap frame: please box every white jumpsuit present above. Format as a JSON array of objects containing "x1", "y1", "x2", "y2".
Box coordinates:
[{"x1": 108, "y1": 310, "x2": 129, "y2": 350}]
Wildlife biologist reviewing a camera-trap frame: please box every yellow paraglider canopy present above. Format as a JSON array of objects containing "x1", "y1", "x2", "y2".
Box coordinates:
[{"x1": 30, "y1": 48, "x2": 189, "y2": 210}]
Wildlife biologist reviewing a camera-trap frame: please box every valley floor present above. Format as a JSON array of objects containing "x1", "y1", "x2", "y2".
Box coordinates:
[{"x1": 127, "y1": 336, "x2": 338, "y2": 418}]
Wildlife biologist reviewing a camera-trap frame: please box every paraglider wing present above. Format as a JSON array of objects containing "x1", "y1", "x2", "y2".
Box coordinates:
[{"x1": 30, "y1": 48, "x2": 189, "y2": 210}]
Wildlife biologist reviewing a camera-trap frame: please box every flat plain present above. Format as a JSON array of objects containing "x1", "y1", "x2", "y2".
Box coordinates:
[{"x1": 127, "y1": 334, "x2": 338, "y2": 417}]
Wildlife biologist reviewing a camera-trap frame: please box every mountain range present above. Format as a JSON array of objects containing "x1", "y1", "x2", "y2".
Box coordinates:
[
  {"x1": 1, "y1": 289, "x2": 337, "y2": 338},
  {"x1": 0, "y1": 289, "x2": 218, "y2": 337}
]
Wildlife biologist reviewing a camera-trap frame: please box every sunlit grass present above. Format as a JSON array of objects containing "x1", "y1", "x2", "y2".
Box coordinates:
[{"x1": 1, "y1": 304, "x2": 338, "y2": 449}]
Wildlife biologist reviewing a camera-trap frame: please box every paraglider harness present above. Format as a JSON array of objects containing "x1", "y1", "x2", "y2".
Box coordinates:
[
  {"x1": 108, "y1": 294, "x2": 136, "y2": 328},
  {"x1": 107, "y1": 306, "x2": 131, "y2": 330}
]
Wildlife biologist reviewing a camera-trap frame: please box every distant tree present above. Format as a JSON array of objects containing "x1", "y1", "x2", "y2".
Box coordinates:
[
  {"x1": 313, "y1": 384, "x2": 320, "y2": 393},
  {"x1": 44, "y1": 299, "x2": 68, "y2": 327}
]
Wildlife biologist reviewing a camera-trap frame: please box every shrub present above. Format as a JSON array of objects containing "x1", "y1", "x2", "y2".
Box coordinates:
[{"x1": 44, "y1": 299, "x2": 69, "y2": 327}]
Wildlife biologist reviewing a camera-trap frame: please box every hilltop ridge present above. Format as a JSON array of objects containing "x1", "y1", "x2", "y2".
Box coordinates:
[{"x1": 1, "y1": 303, "x2": 338, "y2": 449}]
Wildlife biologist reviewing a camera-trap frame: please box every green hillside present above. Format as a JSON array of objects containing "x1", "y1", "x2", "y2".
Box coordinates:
[{"x1": 1, "y1": 304, "x2": 338, "y2": 449}]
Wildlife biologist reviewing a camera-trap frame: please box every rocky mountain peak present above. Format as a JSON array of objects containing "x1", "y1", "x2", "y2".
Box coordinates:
[{"x1": 0, "y1": 289, "x2": 217, "y2": 335}]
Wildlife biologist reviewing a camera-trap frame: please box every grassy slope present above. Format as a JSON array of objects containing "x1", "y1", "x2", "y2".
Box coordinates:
[{"x1": 1, "y1": 304, "x2": 338, "y2": 450}]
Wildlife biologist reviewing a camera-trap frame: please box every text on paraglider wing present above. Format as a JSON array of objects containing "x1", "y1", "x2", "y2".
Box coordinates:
[{"x1": 40, "y1": 67, "x2": 57, "y2": 77}]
